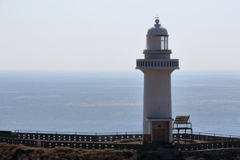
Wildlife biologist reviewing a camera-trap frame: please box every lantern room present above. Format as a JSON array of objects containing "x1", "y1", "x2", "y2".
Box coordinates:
[{"x1": 146, "y1": 18, "x2": 169, "y2": 51}]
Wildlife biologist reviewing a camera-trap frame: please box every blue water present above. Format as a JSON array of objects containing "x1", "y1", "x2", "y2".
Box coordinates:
[{"x1": 0, "y1": 71, "x2": 240, "y2": 136}]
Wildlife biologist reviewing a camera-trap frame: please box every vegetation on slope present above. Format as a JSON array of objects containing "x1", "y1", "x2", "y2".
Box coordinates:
[
  {"x1": 0, "y1": 143, "x2": 163, "y2": 160},
  {"x1": 2, "y1": 143, "x2": 240, "y2": 160}
]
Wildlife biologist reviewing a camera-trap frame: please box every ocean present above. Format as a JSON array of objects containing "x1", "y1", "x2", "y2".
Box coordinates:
[{"x1": 0, "y1": 70, "x2": 240, "y2": 136}]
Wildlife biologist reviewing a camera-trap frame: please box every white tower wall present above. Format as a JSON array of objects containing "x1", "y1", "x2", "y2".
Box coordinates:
[
  {"x1": 142, "y1": 70, "x2": 174, "y2": 143},
  {"x1": 143, "y1": 70, "x2": 173, "y2": 120}
]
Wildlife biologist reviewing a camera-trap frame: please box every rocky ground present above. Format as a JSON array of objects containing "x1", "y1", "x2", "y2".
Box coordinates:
[
  {"x1": 0, "y1": 143, "x2": 163, "y2": 160},
  {"x1": 180, "y1": 149, "x2": 240, "y2": 160},
  {"x1": 1, "y1": 143, "x2": 240, "y2": 160}
]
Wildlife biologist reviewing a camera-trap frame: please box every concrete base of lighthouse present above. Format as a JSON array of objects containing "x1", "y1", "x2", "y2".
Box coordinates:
[{"x1": 143, "y1": 118, "x2": 174, "y2": 143}]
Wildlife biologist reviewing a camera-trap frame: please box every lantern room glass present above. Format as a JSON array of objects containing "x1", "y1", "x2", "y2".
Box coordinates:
[{"x1": 161, "y1": 36, "x2": 168, "y2": 50}]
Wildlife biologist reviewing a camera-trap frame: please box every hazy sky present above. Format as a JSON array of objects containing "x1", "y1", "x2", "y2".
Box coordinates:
[{"x1": 0, "y1": 0, "x2": 239, "y2": 71}]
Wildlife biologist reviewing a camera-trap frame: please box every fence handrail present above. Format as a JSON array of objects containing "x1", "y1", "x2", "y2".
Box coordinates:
[
  {"x1": 174, "y1": 140, "x2": 240, "y2": 151},
  {"x1": 172, "y1": 131, "x2": 240, "y2": 139},
  {"x1": 14, "y1": 130, "x2": 142, "y2": 135},
  {"x1": 0, "y1": 137, "x2": 151, "y2": 150}
]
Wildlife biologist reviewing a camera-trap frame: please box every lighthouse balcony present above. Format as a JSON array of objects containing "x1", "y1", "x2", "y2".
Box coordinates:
[
  {"x1": 143, "y1": 49, "x2": 172, "y2": 54},
  {"x1": 136, "y1": 59, "x2": 179, "y2": 69}
]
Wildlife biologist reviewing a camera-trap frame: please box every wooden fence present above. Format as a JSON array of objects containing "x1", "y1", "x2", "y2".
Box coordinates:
[
  {"x1": 2, "y1": 130, "x2": 240, "y2": 151},
  {"x1": 173, "y1": 133, "x2": 240, "y2": 142},
  {"x1": 175, "y1": 141, "x2": 240, "y2": 151},
  {"x1": 14, "y1": 132, "x2": 142, "y2": 142},
  {"x1": 173, "y1": 133, "x2": 240, "y2": 151},
  {"x1": 0, "y1": 137, "x2": 157, "y2": 150}
]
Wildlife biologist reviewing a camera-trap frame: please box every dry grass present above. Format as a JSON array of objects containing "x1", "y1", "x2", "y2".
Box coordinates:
[
  {"x1": 181, "y1": 150, "x2": 240, "y2": 160},
  {"x1": 4, "y1": 143, "x2": 240, "y2": 160},
  {"x1": 0, "y1": 143, "x2": 164, "y2": 160}
]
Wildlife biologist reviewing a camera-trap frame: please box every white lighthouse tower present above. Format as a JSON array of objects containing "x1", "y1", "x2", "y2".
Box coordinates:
[{"x1": 136, "y1": 17, "x2": 179, "y2": 143}]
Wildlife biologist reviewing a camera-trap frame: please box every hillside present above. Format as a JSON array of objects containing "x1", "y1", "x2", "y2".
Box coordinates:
[{"x1": 1, "y1": 143, "x2": 240, "y2": 160}]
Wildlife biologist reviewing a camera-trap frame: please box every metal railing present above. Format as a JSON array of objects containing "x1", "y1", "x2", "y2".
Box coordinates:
[
  {"x1": 10, "y1": 130, "x2": 143, "y2": 143},
  {"x1": 14, "y1": 130, "x2": 141, "y2": 136},
  {"x1": 2, "y1": 130, "x2": 240, "y2": 151},
  {"x1": 0, "y1": 137, "x2": 156, "y2": 150},
  {"x1": 175, "y1": 141, "x2": 240, "y2": 151},
  {"x1": 173, "y1": 131, "x2": 240, "y2": 142},
  {"x1": 136, "y1": 59, "x2": 179, "y2": 68}
]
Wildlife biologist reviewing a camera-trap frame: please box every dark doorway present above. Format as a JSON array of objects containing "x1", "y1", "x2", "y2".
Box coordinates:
[{"x1": 154, "y1": 129, "x2": 165, "y2": 142}]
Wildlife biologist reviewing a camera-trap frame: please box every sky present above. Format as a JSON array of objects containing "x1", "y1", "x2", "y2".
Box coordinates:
[{"x1": 0, "y1": 0, "x2": 239, "y2": 71}]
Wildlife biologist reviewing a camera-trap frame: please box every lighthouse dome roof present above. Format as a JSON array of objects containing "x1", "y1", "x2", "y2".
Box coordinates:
[{"x1": 147, "y1": 18, "x2": 168, "y2": 36}]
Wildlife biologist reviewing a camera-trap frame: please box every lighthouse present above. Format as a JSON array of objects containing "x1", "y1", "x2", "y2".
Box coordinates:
[{"x1": 136, "y1": 17, "x2": 179, "y2": 143}]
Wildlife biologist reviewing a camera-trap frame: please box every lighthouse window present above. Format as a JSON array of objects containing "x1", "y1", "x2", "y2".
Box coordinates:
[
  {"x1": 161, "y1": 36, "x2": 168, "y2": 50},
  {"x1": 165, "y1": 36, "x2": 168, "y2": 49}
]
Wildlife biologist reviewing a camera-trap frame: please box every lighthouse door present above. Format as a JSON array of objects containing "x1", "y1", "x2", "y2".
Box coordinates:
[{"x1": 153, "y1": 129, "x2": 165, "y2": 142}]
